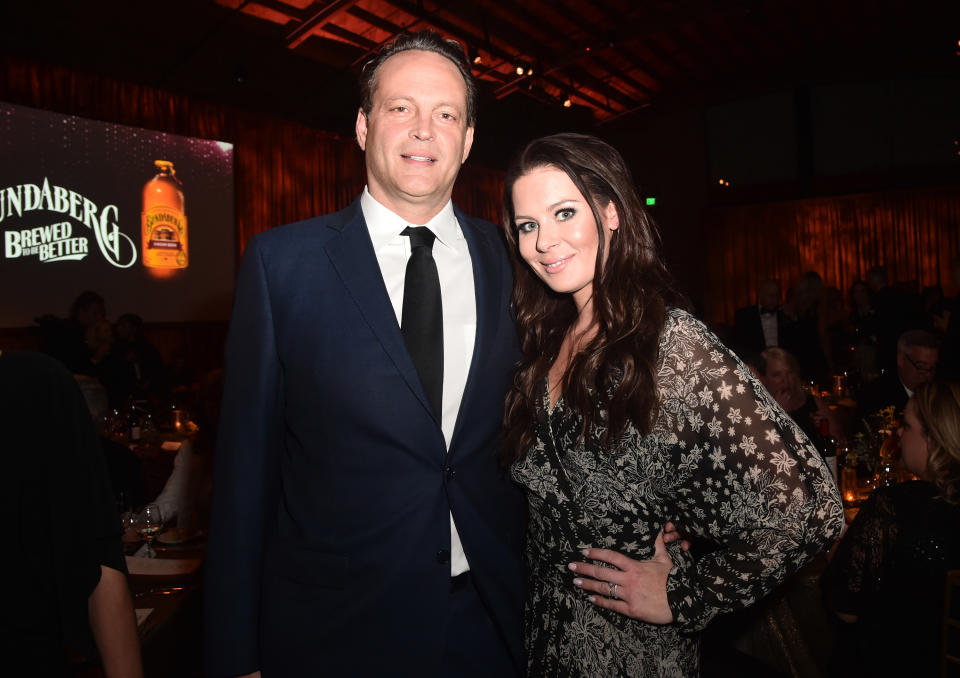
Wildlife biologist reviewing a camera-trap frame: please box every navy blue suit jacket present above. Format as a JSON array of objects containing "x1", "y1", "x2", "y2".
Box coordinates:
[{"x1": 204, "y1": 200, "x2": 526, "y2": 677}]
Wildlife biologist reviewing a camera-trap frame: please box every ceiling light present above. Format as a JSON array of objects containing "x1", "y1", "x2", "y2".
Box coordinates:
[{"x1": 516, "y1": 65, "x2": 524, "y2": 76}]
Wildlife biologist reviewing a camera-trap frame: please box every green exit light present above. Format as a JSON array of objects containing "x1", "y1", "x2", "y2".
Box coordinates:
[{"x1": 645, "y1": 197, "x2": 656, "y2": 206}]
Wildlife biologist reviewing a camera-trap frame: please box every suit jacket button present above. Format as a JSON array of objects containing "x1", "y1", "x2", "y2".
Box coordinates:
[
  {"x1": 444, "y1": 466, "x2": 456, "y2": 480},
  {"x1": 436, "y1": 549, "x2": 450, "y2": 564}
]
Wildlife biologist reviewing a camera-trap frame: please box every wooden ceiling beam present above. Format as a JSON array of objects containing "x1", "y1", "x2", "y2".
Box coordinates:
[
  {"x1": 249, "y1": 0, "x2": 309, "y2": 24},
  {"x1": 381, "y1": 0, "x2": 517, "y2": 66},
  {"x1": 590, "y1": 54, "x2": 655, "y2": 99},
  {"x1": 344, "y1": 5, "x2": 424, "y2": 67},
  {"x1": 639, "y1": 36, "x2": 697, "y2": 81},
  {"x1": 286, "y1": 0, "x2": 358, "y2": 48},
  {"x1": 538, "y1": 72, "x2": 619, "y2": 114},
  {"x1": 321, "y1": 21, "x2": 379, "y2": 50},
  {"x1": 379, "y1": 0, "x2": 549, "y2": 91},
  {"x1": 562, "y1": 64, "x2": 637, "y2": 108},
  {"x1": 346, "y1": 5, "x2": 410, "y2": 36}
]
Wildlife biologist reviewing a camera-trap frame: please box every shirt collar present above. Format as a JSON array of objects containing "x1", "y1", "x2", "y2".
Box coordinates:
[{"x1": 360, "y1": 187, "x2": 462, "y2": 253}]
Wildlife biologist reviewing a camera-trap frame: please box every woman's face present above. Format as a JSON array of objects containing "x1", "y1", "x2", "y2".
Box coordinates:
[
  {"x1": 764, "y1": 357, "x2": 798, "y2": 399},
  {"x1": 898, "y1": 399, "x2": 930, "y2": 478},
  {"x1": 511, "y1": 166, "x2": 618, "y2": 313}
]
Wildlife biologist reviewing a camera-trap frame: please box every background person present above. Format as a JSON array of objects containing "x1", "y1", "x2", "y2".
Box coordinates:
[
  {"x1": 858, "y1": 329, "x2": 940, "y2": 418},
  {"x1": 823, "y1": 380, "x2": 960, "y2": 677},
  {"x1": 0, "y1": 350, "x2": 142, "y2": 678}
]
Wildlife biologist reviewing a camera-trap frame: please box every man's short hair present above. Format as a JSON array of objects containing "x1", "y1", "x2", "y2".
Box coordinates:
[
  {"x1": 897, "y1": 329, "x2": 942, "y2": 353},
  {"x1": 358, "y1": 30, "x2": 477, "y2": 127}
]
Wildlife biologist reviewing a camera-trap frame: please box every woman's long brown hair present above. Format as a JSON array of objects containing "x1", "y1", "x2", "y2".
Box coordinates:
[{"x1": 501, "y1": 133, "x2": 681, "y2": 465}]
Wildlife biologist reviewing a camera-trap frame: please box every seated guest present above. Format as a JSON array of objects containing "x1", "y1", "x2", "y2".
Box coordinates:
[
  {"x1": 858, "y1": 329, "x2": 940, "y2": 418},
  {"x1": 151, "y1": 439, "x2": 195, "y2": 526},
  {"x1": 780, "y1": 271, "x2": 828, "y2": 383},
  {"x1": 818, "y1": 286, "x2": 855, "y2": 375},
  {"x1": 36, "y1": 290, "x2": 108, "y2": 376},
  {"x1": 921, "y1": 284, "x2": 946, "y2": 332},
  {"x1": 114, "y1": 313, "x2": 169, "y2": 400},
  {"x1": 76, "y1": 374, "x2": 146, "y2": 510},
  {"x1": 849, "y1": 280, "x2": 881, "y2": 385},
  {"x1": 761, "y1": 346, "x2": 838, "y2": 443},
  {"x1": 823, "y1": 381, "x2": 960, "y2": 678},
  {"x1": 0, "y1": 350, "x2": 142, "y2": 677},
  {"x1": 849, "y1": 280, "x2": 878, "y2": 340},
  {"x1": 733, "y1": 279, "x2": 782, "y2": 354},
  {"x1": 867, "y1": 266, "x2": 923, "y2": 373}
]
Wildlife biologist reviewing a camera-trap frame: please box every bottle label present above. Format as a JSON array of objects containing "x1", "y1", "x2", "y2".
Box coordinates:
[{"x1": 142, "y1": 206, "x2": 188, "y2": 269}]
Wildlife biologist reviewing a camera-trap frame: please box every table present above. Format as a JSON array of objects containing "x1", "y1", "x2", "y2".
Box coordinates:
[{"x1": 128, "y1": 533, "x2": 206, "y2": 677}]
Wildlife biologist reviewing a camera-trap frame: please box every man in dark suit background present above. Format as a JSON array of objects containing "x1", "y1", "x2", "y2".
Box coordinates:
[
  {"x1": 733, "y1": 279, "x2": 782, "y2": 355},
  {"x1": 204, "y1": 32, "x2": 526, "y2": 678},
  {"x1": 859, "y1": 329, "x2": 941, "y2": 418}
]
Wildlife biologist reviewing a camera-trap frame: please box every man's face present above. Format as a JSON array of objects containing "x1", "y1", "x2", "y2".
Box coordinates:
[
  {"x1": 355, "y1": 49, "x2": 474, "y2": 223},
  {"x1": 758, "y1": 282, "x2": 780, "y2": 310},
  {"x1": 897, "y1": 345, "x2": 938, "y2": 391}
]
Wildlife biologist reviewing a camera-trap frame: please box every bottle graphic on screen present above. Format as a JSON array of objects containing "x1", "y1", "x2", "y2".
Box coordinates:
[{"x1": 142, "y1": 160, "x2": 188, "y2": 272}]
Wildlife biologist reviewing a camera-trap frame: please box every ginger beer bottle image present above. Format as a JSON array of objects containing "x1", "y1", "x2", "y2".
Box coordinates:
[{"x1": 141, "y1": 160, "x2": 188, "y2": 272}]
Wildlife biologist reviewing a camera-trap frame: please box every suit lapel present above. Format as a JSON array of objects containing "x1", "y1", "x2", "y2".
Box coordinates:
[
  {"x1": 323, "y1": 201, "x2": 435, "y2": 418},
  {"x1": 450, "y1": 208, "x2": 503, "y2": 452}
]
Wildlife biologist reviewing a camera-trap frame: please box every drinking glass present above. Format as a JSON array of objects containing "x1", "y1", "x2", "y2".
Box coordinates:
[{"x1": 136, "y1": 503, "x2": 163, "y2": 558}]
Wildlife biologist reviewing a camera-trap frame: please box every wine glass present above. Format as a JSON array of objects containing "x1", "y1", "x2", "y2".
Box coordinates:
[{"x1": 136, "y1": 503, "x2": 163, "y2": 558}]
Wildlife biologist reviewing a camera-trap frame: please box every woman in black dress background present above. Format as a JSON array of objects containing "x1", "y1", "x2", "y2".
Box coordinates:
[
  {"x1": 501, "y1": 133, "x2": 843, "y2": 676},
  {"x1": 824, "y1": 380, "x2": 960, "y2": 677}
]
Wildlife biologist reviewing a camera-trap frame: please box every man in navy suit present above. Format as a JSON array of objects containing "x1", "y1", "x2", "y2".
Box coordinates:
[{"x1": 204, "y1": 32, "x2": 526, "y2": 678}]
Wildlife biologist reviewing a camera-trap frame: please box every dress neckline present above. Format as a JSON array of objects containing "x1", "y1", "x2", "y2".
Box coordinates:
[{"x1": 544, "y1": 375, "x2": 564, "y2": 415}]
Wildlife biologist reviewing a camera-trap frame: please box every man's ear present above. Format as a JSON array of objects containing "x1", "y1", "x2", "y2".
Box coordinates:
[
  {"x1": 355, "y1": 108, "x2": 368, "y2": 151},
  {"x1": 460, "y1": 125, "x2": 475, "y2": 164}
]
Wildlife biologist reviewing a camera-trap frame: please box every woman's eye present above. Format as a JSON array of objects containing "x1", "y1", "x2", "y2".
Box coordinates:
[
  {"x1": 556, "y1": 208, "x2": 576, "y2": 221},
  {"x1": 515, "y1": 221, "x2": 537, "y2": 234}
]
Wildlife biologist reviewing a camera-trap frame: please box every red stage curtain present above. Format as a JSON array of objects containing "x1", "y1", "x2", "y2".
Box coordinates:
[
  {"x1": 703, "y1": 186, "x2": 960, "y2": 325},
  {"x1": 0, "y1": 58, "x2": 505, "y2": 261}
]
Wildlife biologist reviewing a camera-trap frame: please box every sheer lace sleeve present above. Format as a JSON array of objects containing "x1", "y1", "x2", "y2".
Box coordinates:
[
  {"x1": 822, "y1": 487, "x2": 896, "y2": 616},
  {"x1": 655, "y1": 310, "x2": 845, "y2": 631}
]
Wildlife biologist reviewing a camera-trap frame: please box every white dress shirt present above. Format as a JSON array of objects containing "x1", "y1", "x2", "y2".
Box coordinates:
[
  {"x1": 360, "y1": 187, "x2": 476, "y2": 576},
  {"x1": 759, "y1": 306, "x2": 779, "y2": 347}
]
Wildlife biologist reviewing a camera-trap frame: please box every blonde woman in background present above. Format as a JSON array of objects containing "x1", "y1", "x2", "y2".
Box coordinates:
[{"x1": 823, "y1": 381, "x2": 960, "y2": 677}]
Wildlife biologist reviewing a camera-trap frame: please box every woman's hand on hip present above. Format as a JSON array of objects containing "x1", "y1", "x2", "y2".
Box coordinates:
[{"x1": 568, "y1": 530, "x2": 675, "y2": 624}]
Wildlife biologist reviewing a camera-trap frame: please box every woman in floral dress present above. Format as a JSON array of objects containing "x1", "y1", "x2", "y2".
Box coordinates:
[{"x1": 501, "y1": 133, "x2": 844, "y2": 676}]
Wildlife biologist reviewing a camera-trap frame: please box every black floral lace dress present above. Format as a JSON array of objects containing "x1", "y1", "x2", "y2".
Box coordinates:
[
  {"x1": 822, "y1": 481, "x2": 960, "y2": 677},
  {"x1": 511, "y1": 309, "x2": 845, "y2": 677}
]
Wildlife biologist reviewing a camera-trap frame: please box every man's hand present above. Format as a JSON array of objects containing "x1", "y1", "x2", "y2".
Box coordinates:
[{"x1": 661, "y1": 520, "x2": 690, "y2": 551}]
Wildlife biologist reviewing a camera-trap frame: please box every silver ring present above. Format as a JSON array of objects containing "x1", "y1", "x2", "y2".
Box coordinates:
[{"x1": 608, "y1": 581, "x2": 617, "y2": 600}]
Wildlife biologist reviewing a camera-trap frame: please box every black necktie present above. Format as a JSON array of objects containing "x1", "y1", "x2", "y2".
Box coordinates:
[{"x1": 401, "y1": 226, "x2": 443, "y2": 418}]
